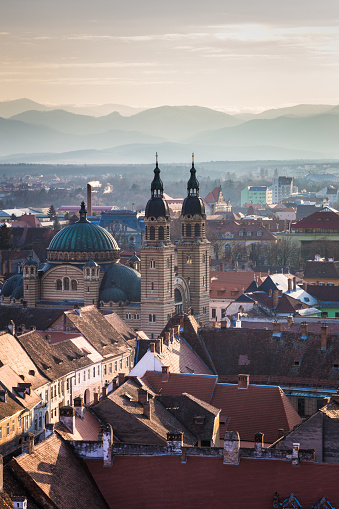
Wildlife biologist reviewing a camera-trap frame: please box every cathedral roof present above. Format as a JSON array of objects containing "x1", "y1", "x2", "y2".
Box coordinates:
[
  {"x1": 2, "y1": 274, "x2": 23, "y2": 298},
  {"x1": 48, "y1": 202, "x2": 119, "y2": 253},
  {"x1": 145, "y1": 155, "x2": 170, "y2": 219},
  {"x1": 100, "y1": 263, "x2": 141, "y2": 303},
  {"x1": 181, "y1": 156, "x2": 205, "y2": 217}
]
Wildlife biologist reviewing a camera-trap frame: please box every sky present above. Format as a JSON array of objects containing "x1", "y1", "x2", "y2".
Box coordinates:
[{"x1": 1, "y1": 0, "x2": 339, "y2": 111}]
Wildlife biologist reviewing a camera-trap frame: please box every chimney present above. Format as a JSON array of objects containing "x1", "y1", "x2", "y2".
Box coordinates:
[
  {"x1": 164, "y1": 331, "x2": 170, "y2": 345},
  {"x1": 8, "y1": 320, "x2": 15, "y2": 335},
  {"x1": 175, "y1": 324, "x2": 180, "y2": 337},
  {"x1": 302, "y1": 282, "x2": 307, "y2": 291},
  {"x1": 179, "y1": 315, "x2": 184, "y2": 328},
  {"x1": 137, "y1": 388, "x2": 149, "y2": 405},
  {"x1": 143, "y1": 400, "x2": 151, "y2": 419},
  {"x1": 286, "y1": 316, "x2": 294, "y2": 327},
  {"x1": 102, "y1": 424, "x2": 113, "y2": 467},
  {"x1": 268, "y1": 289, "x2": 273, "y2": 297},
  {"x1": 102, "y1": 386, "x2": 107, "y2": 399},
  {"x1": 170, "y1": 328, "x2": 175, "y2": 341},
  {"x1": 93, "y1": 392, "x2": 99, "y2": 404},
  {"x1": 321, "y1": 324, "x2": 328, "y2": 350},
  {"x1": 0, "y1": 454, "x2": 2, "y2": 492},
  {"x1": 87, "y1": 183, "x2": 92, "y2": 217},
  {"x1": 74, "y1": 396, "x2": 84, "y2": 419},
  {"x1": 167, "y1": 432, "x2": 183, "y2": 452},
  {"x1": 27, "y1": 433, "x2": 34, "y2": 454},
  {"x1": 44, "y1": 423, "x2": 54, "y2": 439},
  {"x1": 278, "y1": 428, "x2": 284, "y2": 438},
  {"x1": 223, "y1": 431, "x2": 240, "y2": 464},
  {"x1": 300, "y1": 322, "x2": 308, "y2": 337},
  {"x1": 293, "y1": 277, "x2": 297, "y2": 291},
  {"x1": 60, "y1": 406, "x2": 75, "y2": 433},
  {"x1": 112, "y1": 379, "x2": 118, "y2": 391},
  {"x1": 235, "y1": 313, "x2": 241, "y2": 328},
  {"x1": 278, "y1": 289, "x2": 283, "y2": 296},
  {"x1": 221, "y1": 320, "x2": 227, "y2": 329},
  {"x1": 238, "y1": 374, "x2": 249, "y2": 389},
  {"x1": 155, "y1": 337, "x2": 163, "y2": 353},
  {"x1": 150, "y1": 342, "x2": 156, "y2": 353},
  {"x1": 292, "y1": 443, "x2": 300, "y2": 466},
  {"x1": 272, "y1": 321, "x2": 282, "y2": 334},
  {"x1": 45, "y1": 334, "x2": 51, "y2": 344},
  {"x1": 272, "y1": 290, "x2": 279, "y2": 307},
  {"x1": 288, "y1": 278, "x2": 292, "y2": 292},
  {"x1": 254, "y1": 432, "x2": 264, "y2": 455},
  {"x1": 162, "y1": 366, "x2": 170, "y2": 382},
  {"x1": 118, "y1": 373, "x2": 125, "y2": 386}
]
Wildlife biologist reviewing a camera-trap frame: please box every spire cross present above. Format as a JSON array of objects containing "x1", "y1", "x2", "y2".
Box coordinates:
[{"x1": 156, "y1": 152, "x2": 158, "y2": 167}]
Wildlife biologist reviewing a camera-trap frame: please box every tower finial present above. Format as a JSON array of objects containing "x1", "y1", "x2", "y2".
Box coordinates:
[
  {"x1": 156, "y1": 152, "x2": 158, "y2": 168},
  {"x1": 192, "y1": 152, "x2": 195, "y2": 167}
]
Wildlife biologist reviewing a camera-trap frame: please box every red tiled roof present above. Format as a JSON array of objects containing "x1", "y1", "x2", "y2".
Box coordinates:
[
  {"x1": 204, "y1": 187, "x2": 221, "y2": 204},
  {"x1": 86, "y1": 456, "x2": 339, "y2": 509},
  {"x1": 292, "y1": 210, "x2": 339, "y2": 230},
  {"x1": 207, "y1": 220, "x2": 276, "y2": 241},
  {"x1": 210, "y1": 271, "x2": 267, "y2": 300},
  {"x1": 212, "y1": 384, "x2": 301, "y2": 444},
  {"x1": 142, "y1": 371, "x2": 218, "y2": 403}
]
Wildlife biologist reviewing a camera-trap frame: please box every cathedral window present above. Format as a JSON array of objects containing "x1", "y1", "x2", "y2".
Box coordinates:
[
  {"x1": 150, "y1": 259, "x2": 156, "y2": 269},
  {"x1": 158, "y1": 226, "x2": 164, "y2": 240},
  {"x1": 194, "y1": 224, "x2": 200, "y2": 237},
  {"x1": 63, "y1": 277, "x2": 69, "y2": 291},
  {"x1": 150, "y1": 226, "x2": 155, "y2": 240},
  {"x1": 151, "y1": 282, "x2": 154, "y2": 292},
  {"x1": 71, "y1": 279, "x2": 77, "y2": 291},
  {"x1": 186, "y1": 255, "x2": 192, "y2": 264},
  {"x1": 167, "y1": 258, "x2": 170, "y2": 269},
  {"x1": 56, "y1": 279, "x2": 62, "y2": 291},
  {"x1": 86, "y1": 268, "x2": 90, "y2": 276},
  {"x1": 188, "y1": 277, "x2": 191, "y2": 285},
  {"x1": 202, "y1": 254, "x2": 206, "y2": 264},
  {"x1": 186, "y1": 224, "x2": 191, "y2": 237},
  {"x1": 149, "y1": 314, "x2": 156, "y2": 322}
]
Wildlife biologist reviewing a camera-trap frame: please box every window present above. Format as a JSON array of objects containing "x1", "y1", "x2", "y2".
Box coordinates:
[
  {"x1": 211, "y1": 308, "x2": 216, "y2": 318},
  {"x1": 297, "y1": 398, "x2": 305, "y2": 416},
  {"x1": 239, "y1": 231, "x2": 244, "y2": 236},
  {"x1": 319, "y1": 282, "x2": 325, "y2": 286},
  {"x1": 167, "y1": 281, "x2": 170, "y2": 293},
  {"x1": 186, "y1": 255, "x2": 192, "y2": 264},
  {"x1": 104, "y1": 365, "x2": 107, "y2": 375},
  {"x1": 0, "y1": 427, "x2": 2, "y2": 439},
  {"x1": 186, "y1": 224, "x2": 191, "y2": 237},
  {"x1": 151, "y1": 282, "x2": 154, "y2": 292},
  {"x1": 78, "y1": 372, "x2": 81, "y2": 383},
  {"x1": 328, "y1": 283, "x2": 335, "y2": 286},
  {"x1": 115, "y1": 361, "x2": 118, "y2": 371},
  {"x1": 56, "y1": 279, "x2": 62, "y2": 291},
  {"x1": 247, "y1": 231, "x2": 252, "y2": 237},
  {"x1": 126, "y1": 357, "x2": 129, "y2": 367},
  {"x1": 63, "y1": 277, "x2": 69, "y2": 291},
  {"x1": 149, "y1": 314, "x2": 156, "y2": 322},
  {"x1": 66, "y1": 379, "x2": 70, "y2": 390},
  {"x1": 187, "y1": 277, "x2": 191, "y2": 286},
  {"x1": 182, "y1": 224, "x2": 185, "y2": 237},
  {"x1": 257, "y1": 231, "x2": 263, "y2": 237},
  {"x1": 93, "y1": 367, "x2": 96, "y2": 377},
  {"x1": 158, "y1": 226, "x2": 164, "y2": 240},
  {"x1": 88, "y1": 368, "x2": 90, "y2": 379},
  {"x1": 109, "y1": 363, "x2": 112, "y2": 374},
  {"x1": 97, "y1": 365, "x2": 100, "y2": 376},
  {"x1": 150, "y1": 226, "x2": 155, "y2": 240},
  {"x1": 71, "y1": 279, "x2": 77, "y2": 291},
  {"x1": 167, "y1": 258, "x2": 170, "y2": 269},
  {"x1": 18, "y1": 415, "x2": 21, "y2": 428},
  {"x1": 45, "y1": 390, "x2": 48, "y2": 402},
  {"x1": 221, "y1": 308, "x2": 226, "y2": 318},
  {"x1": 120, "y1": 359, "x2": 123, "y2": 370},
  {"x1": 150, "y1": 259, "x2": 156, "y2": 269},
  {"x1": 194, "y1": 224, "x2": 200, "y2": 237},
  {"x1": 83, "y1": 371, "x2": 86, "y2": 381},
  {"x1": 202, "y1": 254, "x2": 206, "y2": 264},
  {"x1": 203, "y1": 276, "x2": 205, "y2": 287},
  {"x1": 12, "y1": 419, "x2": 15, "y2": 432}
]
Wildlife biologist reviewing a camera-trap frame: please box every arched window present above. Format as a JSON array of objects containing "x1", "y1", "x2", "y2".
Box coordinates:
[
  {"x1": 195, "y1": 223, "x2": 200, "y2": 237},
  {"x1": 167, "y1": 258, "x2": 170, "y2": 269},
  {"x1": 182, "y1": 224, "x2": 185, "y2": 237},
  {"x1": 56, "y1": 279, "x2": 62, "y2": 291},
  {"x1": 150, "y1": 259, "x2": 156, "y2": 269},
  {"x1": 202, "y1": 253, "x2": 206, "y2": 264},
  {"x1": 186, "y1": 224, "x2": 191, "y2": 237},
  {"x1": 63, "y1": 277, "x2": 69, "y2": 291},
  {"x1": 151, "y1": 282, "x2": 154, "y2": 291},
  {"x1": 150, "y1": 226, "x2": 155, "y2": 240},
  {"x1": 186, "y1": 255, "x2": 192, "y2": 264},
  {"x1": 71, "y1": 279, "x2": 77, "y2": 291},
  {"x1": 158, "y1": 226, "x2": 164, "y2": 240},
  {"x1": 86, "y1": 268, "x2": 90, "y2": 276}
]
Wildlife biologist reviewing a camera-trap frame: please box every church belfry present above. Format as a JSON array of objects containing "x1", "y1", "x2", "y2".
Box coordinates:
[
  {"x1": 140, "y1": 154, "x2": 175, "y2": 338},
  {"x1": 177, "y1": 154, "x2": 210, "y2": 325}
]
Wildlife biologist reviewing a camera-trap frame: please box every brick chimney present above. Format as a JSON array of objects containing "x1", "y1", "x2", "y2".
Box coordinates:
[
  {"x1": 60, "y1": 406, "x2": 75, "y2": 433},
  {"x1": 137, "y1": 388, "x2": 149, "y2": 405},
  {"x1": 87, "y1": 183, "x2": 92, "y2": 217},
  {"x1": 167, "y1": 432, "x2": 183, "y2": 452},
  {"x1": 238, "y1": 374, "x2": 249, "y2": 389},
  {"x1": 143, "y1": 400, "x2": 151, "y2": 419},
  {"x1": 8, "y1": 320, "x2": 15, "y2": 335},
  {"x1": 150, "y1": 342, "x2": 156, "y2": 353},
  {"x1": 102, "y1": 424, "x2": 113, "y2": 467},
  {"x1": 164, "y1": 331, "x2": 170, "y2": 344},
  {"x1": 155, "y1": 337, "x2": 163, "y2": 353},
  {"x1": 268, "y1": 289, "x2": 273, "y2": 297},
  {"x1": 278, "y1": 428, "x2": 284, "y2": 438},
  {"x1": 272, "y1": 321, "x2": 282, "y2": 334},
  {"x1": 302, "y1": 282, "x2": 307, "y2": 291},
  {"x1": 93, "y1": 392, "x2": 99, "y2": 404},
  {"x1": 221, "y1": 320, "x2": 227, "y2": 329},
  {"x1": 179, "y1": 314, "x2": 184, "y2": 328},
  {"x1": 223, "y1": 431, "x2": 240, "y2": 464},
  {"x1": 292, "y1": 443, "x2": 300, "y2": 466},
  {"x1": 162, "y1": 366, "x2": 170, "y2": 382},
  {"x1": 254, "y1": 432, "x2": 264, "y2": 455},
  {"x1": 288, "y1": 278, "x2": 292, "y2": 292},
  {"x1": 118, "y1": 373, "x2": 125, "y2": 386},
  {"x1": 112, "y1": 379, "x2": 118, "y2": 391},
  {"x1": 74, "y1": 396, "x2": 84, "y2": 419},
  {"x1": 286, "y1": 316, "x2": 294, "y2": 328},
  {"x1": 300, "y1": 322, "x2": 308, "y2": 337},
  {"x1": 293, "y1": 277, "x2": 297, "y2": 291},
  {"x1": 102, "y1": 386, "x2": 107, "y2": 399},
  {"x1": 321, "y1": 324, "x2": 328, "y2": 350},
  {"x1": 273, "y1": 290, "x2": 279, "y2": 307}
]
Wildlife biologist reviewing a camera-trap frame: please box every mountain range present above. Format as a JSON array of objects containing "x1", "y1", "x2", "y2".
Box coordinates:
[{"x1": 0, "y1": 99, "x2": 338, "y2": 163}]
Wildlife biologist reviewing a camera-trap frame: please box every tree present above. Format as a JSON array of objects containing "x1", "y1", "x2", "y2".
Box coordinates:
[
  {"x1": 53, "y1": 216, "x2": 61, "y2": 231},
  {"x1": 0, "y1": 224, "x2": 12, "y2": 249},
  {"x1": 47, "y1": 205, "x2": 56, "y2": 219},
  {"x1": 10, "y1": 213, "x2": 17, "y2": 220}
]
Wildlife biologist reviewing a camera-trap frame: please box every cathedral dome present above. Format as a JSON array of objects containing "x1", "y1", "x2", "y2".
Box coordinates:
[
  {"x1": 48, "y1": 203, "x2": 119, "y2": 253},
  {"x1": 2, "y1": 274, "x2": 23, "y2": 299},
  {"x1": 100, "y1": 263, "x2": 141, "y2": 303},
  {"x1": 182, "y1": 196, "x2": 206, "y2": 217}
]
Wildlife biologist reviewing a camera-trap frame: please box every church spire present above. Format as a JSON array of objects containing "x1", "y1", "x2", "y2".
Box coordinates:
[
  {"x1": 187, "y1": 152, "x2": 199, "y2": 196},
  {"x1": 151, "y1": 152, "x2": 163, "y2": 198},
  {"x1": 79, "y1": 201, "x2": 88, "y2": 222}
]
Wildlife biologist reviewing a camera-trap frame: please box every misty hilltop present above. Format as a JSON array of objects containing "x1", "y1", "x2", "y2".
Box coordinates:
[{"x1": 0, "y1": 100, "x2": 339, "y2": 163}]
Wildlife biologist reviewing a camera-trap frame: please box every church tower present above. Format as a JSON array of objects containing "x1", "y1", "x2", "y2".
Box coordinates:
[
  {"x1": 141, "y1": 154, "x2": 175, "y2": 339},
  {"x1": 22, "y1": 255, "x2": 39, "y2": 307},
  {"x1": 177, "y1": 154, "x2": 210, "y2": 325}
]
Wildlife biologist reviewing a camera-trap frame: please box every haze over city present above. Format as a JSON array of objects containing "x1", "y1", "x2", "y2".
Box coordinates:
[{"x1": 1, "y1": 0, "x2": 339, "y2": 112}]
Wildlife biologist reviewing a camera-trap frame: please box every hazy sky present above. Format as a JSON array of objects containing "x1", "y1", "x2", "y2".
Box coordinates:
[{"x1": 1, "y1": 0, "x2": 339, "y2": 111}]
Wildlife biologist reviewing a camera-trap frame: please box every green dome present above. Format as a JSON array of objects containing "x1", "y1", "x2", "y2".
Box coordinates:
[
  {"x1": 100, "y1": 263, "x2": 141, "y2": 302},
  {"x1": 2, "y1": 274, "x2": 23, "y2": 298},
  {"x1": 48, "y1": 203, "x2": 119, "y2": 253}
]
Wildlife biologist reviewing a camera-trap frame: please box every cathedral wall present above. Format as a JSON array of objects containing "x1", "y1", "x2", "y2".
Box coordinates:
[{"x1": 41, "y1": 265, "x2": 84, "y2": 302}]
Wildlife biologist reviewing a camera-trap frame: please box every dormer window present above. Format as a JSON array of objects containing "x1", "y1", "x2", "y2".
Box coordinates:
[
  {"x1": 194, "y1": 415, "x2": 205, "y2": 425},
  {"x1": 294, "y1": 360, "x2": 301, "y2": 367}
]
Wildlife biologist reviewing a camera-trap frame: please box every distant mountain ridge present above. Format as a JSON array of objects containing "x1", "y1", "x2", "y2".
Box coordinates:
[{"x1": 1, "y1": 99, "x2": 339, "y2": 162}]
